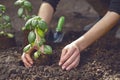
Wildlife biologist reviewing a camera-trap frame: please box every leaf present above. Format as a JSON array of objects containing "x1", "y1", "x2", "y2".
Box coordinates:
[
  {"x1": 31, "y1": 19, "x2": 37, "y2": 27},
  {"x1": 23, "y1": 44, "x2": 31, "y2": 52},
  {"x1": 3, "y1": 15, "x2": 10, "y2": 22},
  {"x1": 38, "y1": 20, "x2": 48, "y2": 32},
  {"x1": 25, "y1": 18, "x2": 32, "y2": 30},
  {"x1": 14, "y1": 0, "x2": 24, "y2": 6},
  {"x1": 28, "y1": 31, "x2": 36, "y2": 44},
  {"x1": 38, "y1": 38, "x2": 46, "y2": 46},
  {"x1": 36, "y1": 28, "x2": 45, "y2": 38},
  {"x1": 7, "y1": 33, "x2": 14, "y2": 38},
  {"x1": 44, "y1": 45, "x2": 52, "y2": 54},
  {"x1": 23, "y1": 1, "x2": 32, "y2": 9},
  {"x1": 18, "y1": 7, "x2": 24, "y2": 18},
  {"x1": 34, "y1": 51, "x2": 41, "y2": 59},
  {"x1": 0, "y1": 4, "x2": 6, "y2": 12}
]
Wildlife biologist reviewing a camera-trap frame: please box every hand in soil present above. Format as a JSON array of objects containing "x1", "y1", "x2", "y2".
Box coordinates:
[
  {"x1": 21, "y1": 45, "x2": 44, "y2": 68},
  {"x1": 59, "y1": 42, "x2": 80, "y2": 70}
]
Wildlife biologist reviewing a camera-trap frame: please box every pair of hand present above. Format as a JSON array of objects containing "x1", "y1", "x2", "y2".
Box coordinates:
[{"x1": 21, "y1": 42, "x2": 81, "y2": 70}]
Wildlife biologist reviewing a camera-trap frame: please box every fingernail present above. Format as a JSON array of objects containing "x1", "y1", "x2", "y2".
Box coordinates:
[
  {"x1": 66, "y1": 67, "x2": 70, "y2": 71},
  {"x1": 62, "y1": 66, "x2": 65, "y2": 70},
  {"x1": 30, "y1": 62, "x2": 33, "y2": 64},
  {"x1": 59, "y1": 62, "x2": 62, "y2": 66}
]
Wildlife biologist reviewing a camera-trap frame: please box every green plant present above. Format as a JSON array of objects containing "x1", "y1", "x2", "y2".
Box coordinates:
[
  {"x1": 0, "y1": 4, "x2": 14, "y2": 38},
  {"x1": 14, "y1": 0, "x2": 33, "y2": 21},
  {"x1": 23, "y1": 16, "x2": 52, "y2": 59}
]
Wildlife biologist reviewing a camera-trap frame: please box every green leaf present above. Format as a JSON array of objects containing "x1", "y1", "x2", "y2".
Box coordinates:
[
  {"x1": 0, "y1": 31, "x2": 4, "y2": 35},
  {"x1": 38, "y1": 20, "x2": 48, "y2": 32},
  {"x1": 3, "y1": 15, "x2": 10, "y2": 22},
  {"x1": 25, "y1": 18, "x2": 32, "y2": 30},
  {"x1": 38, "y1": 38, "x2": 46, "y2": 46},
  {"x1": 14, "y1": 0, "x2": 24, "y2": 6},
  {"x1": 34, "y1": 51, "x2": 41, "y2": 59},
  {"x1": 23, "y1": 1, "x2": 32, "y2": 9},
  {"x1": 18, "y1": 7, "x2": 24, "y2": 17},
  {"x1": 36, "y1": 28, "x2": 44, "y2": 38},
  {"x1": 23, "y1": 44, "x2": 31, "y2": 52},
  {"x1": 6, "y1": 23, "x2": 12, "y2": 28},
  {"x1": 7, "y1": 33, "x2": 14, "y2": 38},
  {"x1": 28, "y1": 31, "x2": 36, "y2": 44},
  {"x1": 44, "y1": 45, "x2": 52, "y2": 54},
  {"x1": 31, "y1": 20, "x2": 37, "y2": 27},
  {"x1": 0, "y1": 4, "x2": 6, "y2": 12}
]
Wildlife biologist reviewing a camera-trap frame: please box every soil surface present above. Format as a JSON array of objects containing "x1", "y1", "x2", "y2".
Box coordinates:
[
  {"x1": 0, "y1": 0, "x2": 120, "y2": 80},
  {"x1": 0, "y1": 29, "x2": 120, "y2": 80}
]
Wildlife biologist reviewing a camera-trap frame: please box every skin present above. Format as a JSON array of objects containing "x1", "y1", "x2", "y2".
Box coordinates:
[{"x1": 21, "y1": 2, "x2": 120, "y2": 70}]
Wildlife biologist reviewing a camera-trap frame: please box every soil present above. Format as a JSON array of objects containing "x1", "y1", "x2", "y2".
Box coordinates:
[
  {"x1": 0, "y1": 29, "x2": 120, "y2": 80},
  {"x1": 0, "y1": 0, "x2": 120, "y2": 80}
]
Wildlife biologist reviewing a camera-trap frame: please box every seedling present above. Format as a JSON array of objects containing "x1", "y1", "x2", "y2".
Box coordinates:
[
  {"x1": 23, "y1": 16, "x2": 52, "y2": 59},
  {"x1": 14, "y1": 0, "x2": 33, "y2": 21},
  {"x1": 0, "y1": 4, "x2": 14, "y2": 38}
]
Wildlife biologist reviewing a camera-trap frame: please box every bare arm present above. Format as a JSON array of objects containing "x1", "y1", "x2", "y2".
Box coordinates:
[
  {"x1": 38, "y1": 2, "x2": 54, "y2": 24},
  {"x1": 59, "y1": 11, "x2": 120, "y2": 70},
  {"x1": 74, "y1": 11, "x2": 120, "y2": 51}
]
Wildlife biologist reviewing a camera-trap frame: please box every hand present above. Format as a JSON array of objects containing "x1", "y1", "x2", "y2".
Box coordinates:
[
  {"x1": 59, "y1": 42, "x2": 80, "y2": 71},
  {"x1": 21, "y1": 47, "x2": 34, "y2": 68}
]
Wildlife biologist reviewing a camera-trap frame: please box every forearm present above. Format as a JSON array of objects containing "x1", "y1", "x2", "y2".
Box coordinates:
[
  {"x1": 74, "y1": 11, "x2": 120, "y2": 50},
  {"x1": 38, "y1": 2, "x2": 54, "y2": 24}
]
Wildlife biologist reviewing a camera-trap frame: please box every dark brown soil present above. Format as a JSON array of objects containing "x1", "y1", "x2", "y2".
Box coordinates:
[{"x1": 0, "y1": 29, "x2": 120, "y2": 80}]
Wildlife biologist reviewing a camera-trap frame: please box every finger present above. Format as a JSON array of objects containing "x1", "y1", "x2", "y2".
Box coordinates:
[
  {"x1": 59, "y1": 48, "x2": 67, "y2": 65},
  {"x1": 25, "y1": 53, "x2": 33, "y2": 65},
  {"x1": 59, "y1": 47, "x2": 76, "y2": 66},
  {"x1": 21, "y1": 53, "x2": 32, "y2": 67},
  {"x1": 61, "y1": 49, "x2": 79, "y2": 70},
  {"x1": 74, "y1": 57, "x2": 80, "y2": 68},
  {"x1": 66, "y1": 55, "x2": 80, "y2": 71},
  {"x1": 61, "y1": 48, "x2": 67, "y2": 58}
]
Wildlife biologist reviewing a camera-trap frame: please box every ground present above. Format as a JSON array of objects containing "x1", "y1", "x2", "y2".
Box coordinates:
[
  {"x1": 0, "y1": 0, "x2": 120, "y2": 80},
  {"x1": 0, "y1": 29, "x2": 120, "y2": 80}
]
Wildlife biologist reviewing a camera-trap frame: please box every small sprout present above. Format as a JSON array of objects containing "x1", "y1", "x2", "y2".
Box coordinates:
[
  {"x1": 23, "y1": 16, "x2": 53, "y2": 61},
  {"x1": 14, "y1": 0, "x2": 33, "y2": 21},
  {"x1": 28, "y1": 31, "x2": 36, "y2": 44},
  {"x1": 0, "y1": 4, "x2": 14, "y2": 38},
  {"x1": 44, "y1": 45, "x2": 52, "y2": 54},
  {"x1": 23, "y1": 44, "x2": 31, "y2": 52}
]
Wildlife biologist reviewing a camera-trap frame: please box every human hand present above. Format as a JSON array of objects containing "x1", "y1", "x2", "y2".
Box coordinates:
[
  {"x1": 21, "y1": 47, "x2": 34, "y2": 68},
  {"x1": 59, "y1": 42, "x2": 80, "y2": 71},
  {"x1": 21, "y1": 33, "x2": 45, "y2": 68}
]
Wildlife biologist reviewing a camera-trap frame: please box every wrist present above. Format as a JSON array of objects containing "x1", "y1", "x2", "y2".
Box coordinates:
[{"x1": 72, "y1": 36, "x2": 87, "y2": 51}]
